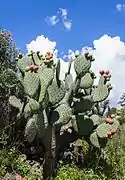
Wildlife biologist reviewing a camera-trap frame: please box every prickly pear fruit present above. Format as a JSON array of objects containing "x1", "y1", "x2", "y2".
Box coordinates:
[
  {"x1": 107, "y1": 131, "x2": 112, "y2": 137},
  {"x1": 105, "y1": 70, "x2": 110, "y2": 75},
  {"x1": 103, "y1": 73, "x2": 109, "y2": 78},
  {"x1": 46, "y1": 51, "x2": 53, "y2": 60},
  {"x1": 29, "y1": 65, "x2": 34, "y2": 72},
  {"x1": 105, "y1": 117, "x2": 113, "y2": 124},
  {"x1": 99, "y1": 70, "x2": 104, "y2": 75},
  {"x1": 33, "y1": 65, "x2": 39, "y2": 71},
  {"x1": 110, "y1": 129, "x2": 115, "y2": 135}
]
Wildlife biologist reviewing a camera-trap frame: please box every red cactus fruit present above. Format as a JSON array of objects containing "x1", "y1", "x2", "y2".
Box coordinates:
[
  {"x1": 105, "y1": 118, "x2": 110, "y2": 123},
  {"x1": 33, "y1": 65, "x2": 39, "y2": 71},
  {"x1": 107, "y1": 131, "x2": 112, "y2": 137},
  {"x1": 103, "y1": 73, "x2": 109, "y2": 78},
  {"x1": 46, "y1": 51, "x2": 53, "y2": 60},
  {"x1": 108, "y1": 118, "x2": 113, "y2": 124},
  {"x1": 29, "y1": 65, "x2": 34, "y2": 70},
  {"x1": 105, "y1": 70, "x2": 110, "y2": 75},
  {"x1": 110, "y1": 129, "x2": 116, "y2": 135},
  {"x1": 99, "y1": 70, "x2": 104, "y2": 75},
  {"x1": 105, "y1": 117, "x2": 113, "y2": 124}
]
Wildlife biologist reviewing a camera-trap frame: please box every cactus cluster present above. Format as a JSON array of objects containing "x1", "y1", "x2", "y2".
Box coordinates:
[{"x1": 8, "y1": 50, "x2": 119, "y2": 178}]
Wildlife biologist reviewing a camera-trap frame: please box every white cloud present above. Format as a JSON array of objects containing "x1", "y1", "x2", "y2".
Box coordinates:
[
  {"x1": 45, "y1": 8, "x2": 72, "y2": 30},
  {"x1": 62, "y1": 20, "x2": 72, "y2": 30},
  {"x1": 45, "y1": 15, "x2": 59, "y2": 26},
  {"x1": 26, "y1": 34, "x2": 125, "y2": 108},
  {"x1": 116, "y1": 4, "x2": 125, "y2": 12},
  {"x1": 59, "y1": 8, "x2": 72, "y2": 30},
  {"x1": 26, "y1": 35, "x2": 57, "y2": 55}
]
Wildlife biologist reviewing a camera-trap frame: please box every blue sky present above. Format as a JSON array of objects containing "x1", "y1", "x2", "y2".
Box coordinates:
[
  {"x1": 1, "y1": 0, "x2": 125, "y2": 107},
  {"x1": 1, "y1": 0, "x2": 125, "y2": 53}
]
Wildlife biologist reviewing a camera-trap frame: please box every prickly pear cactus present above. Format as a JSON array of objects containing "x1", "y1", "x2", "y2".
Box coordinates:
[{"x1": 8, "y1": 49, "x2": 119, "y2": 179}]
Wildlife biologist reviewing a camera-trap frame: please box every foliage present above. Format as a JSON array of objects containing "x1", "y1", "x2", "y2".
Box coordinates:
[
  {"x1": 0, "y1": 29, "x2": 19, "y2": 134},
  {"x1": 0, "y1": 147, "x2": 30, "y2": 177}
]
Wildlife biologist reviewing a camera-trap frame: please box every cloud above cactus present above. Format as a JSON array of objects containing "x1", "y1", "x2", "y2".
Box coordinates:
[
  {"x1": 45, "y1": 8, "x2": 72, "y2": 30},
  {"x1": 26, "y1": 35, "x2": 57, "y2": 55},
  {"x1": 26, "y1": 34, "x2": 125, "y2": 108},
  {"x1": 116, "y1": 4, "x2": 125, "y2": 12}
]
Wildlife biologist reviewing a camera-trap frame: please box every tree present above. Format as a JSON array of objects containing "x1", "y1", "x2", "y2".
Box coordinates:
[{"x1": 0, "y1": 29, "x2": 19, "y2": 130}]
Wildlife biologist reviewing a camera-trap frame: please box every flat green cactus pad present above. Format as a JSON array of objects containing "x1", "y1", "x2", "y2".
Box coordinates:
[
  {"x1": 65, "y1": 74, "x2": 73, "y2": 90},
  {"x1": 50, "y1": 103, "x2": 72, "y2": 126},
  {"x1": 2, "y1": 69, "x2": 18, "y2": 88},
  {"x1": 71, "y1": 115, "x2": 94, "y2": 136},
  {"x1": 74, "y1": 55, "x2": 91, "y2": 77},
  {"x1": 25, "y1": 116, "x2": 37, "y2": 143},
  {"x1": 48, "y1": 79, "x2": 66, "y2": 105},
  {"x1": 111, "y1": 119, "x2": 120, "y2": 132},
  {"x1": 96, "y1": 123, "x2": 110, "y2": 138},
  {"x1": 32, "y1": 52, "x2": 43, "y2": 66},
  {"x1": 23, "y1": 71, "x2": 40, "y2": 98},
  {"x1": 92, "y1": 85, "x2": 109, "y2": 102},
  {"x1": 9, "y1": 95, "x2": 23, "y2": 112},
  {"x1": 90, "y1": 132, "x2": 100, "y2": 148},
  {"x1": 38, "y1": 67, "x2": 54, "y2": 103},
  {"x1": 80, "y1": 72, "x2": 94, "y2": 89},
  {"x1": 73, "y1": 96, "x2": 94, "y2": 113},
  {"x1": 29, "y1": 98, "x2": 40, "y2": 113},
  {"x1": 17, "y1": 55, "x2": 33, "y2": 73},
  {"x1": 24, "y1": 103, "x2": 32, "y2": 119},
  {"x1": 90, "y1": 114, "x2": 101, "y2": 126}
]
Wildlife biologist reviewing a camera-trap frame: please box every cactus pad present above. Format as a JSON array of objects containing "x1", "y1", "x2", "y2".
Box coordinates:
[
  {"x1": 111, "y1": 119, "x2": 119, "y2": 132},
  {"x1": 25, "y1": 116, "x2": 37, "y2": 143},
  {"x1": 17, "y1": 55, "x2": 33, "y2": 73},
  {"x1": 90, "y1": 114, "x2": 101, "y2": 126},
  {"x1": 23, "y1": 71, "x2": 40, "y2": 98},
  {"x1": 96, "y1": 123, "x2": 110, "y2": 138},
  {"x1": 71, "y1": 115, "x2": 94, "y2": 136},
  {"x1": 73, "y1": 96, "x2": 94, "y2": 113},
  {"x1": 65, "y1": 74, "x2": 73, "y2": 90},
  {"x1": 38, "y1": 67, "x2": 54, "y2": 103},
  {"x1": 9, "y1": 95, "x2": 23, "y2": 112},
  {"x1": 90, "y1": 132, "x2": 100, "y2": 148},
  {"x1": 80, "y1": 73, "x2": 94, "y2": 89},
  {"x1": 74, "y1": 55, "x2": 91, "y2": 77},
  {"x1": 50, "y1": 103, "x2": 72, "y2": 126},
  {"x1": 29, "y1": 98, "x2": 40, "y2": 113},
  {"x1": 32, "y1": 52, "x2": 43, "y2": 66},
  {"x1": 92, "y1": 85, "x2": 109, "y2": 102},
  {"x1": 48, "y1": 79, "x2": 66, "y2": 105},
  {"x1": 24, "y1": 103, "x2": 32, "y2": 119}
]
